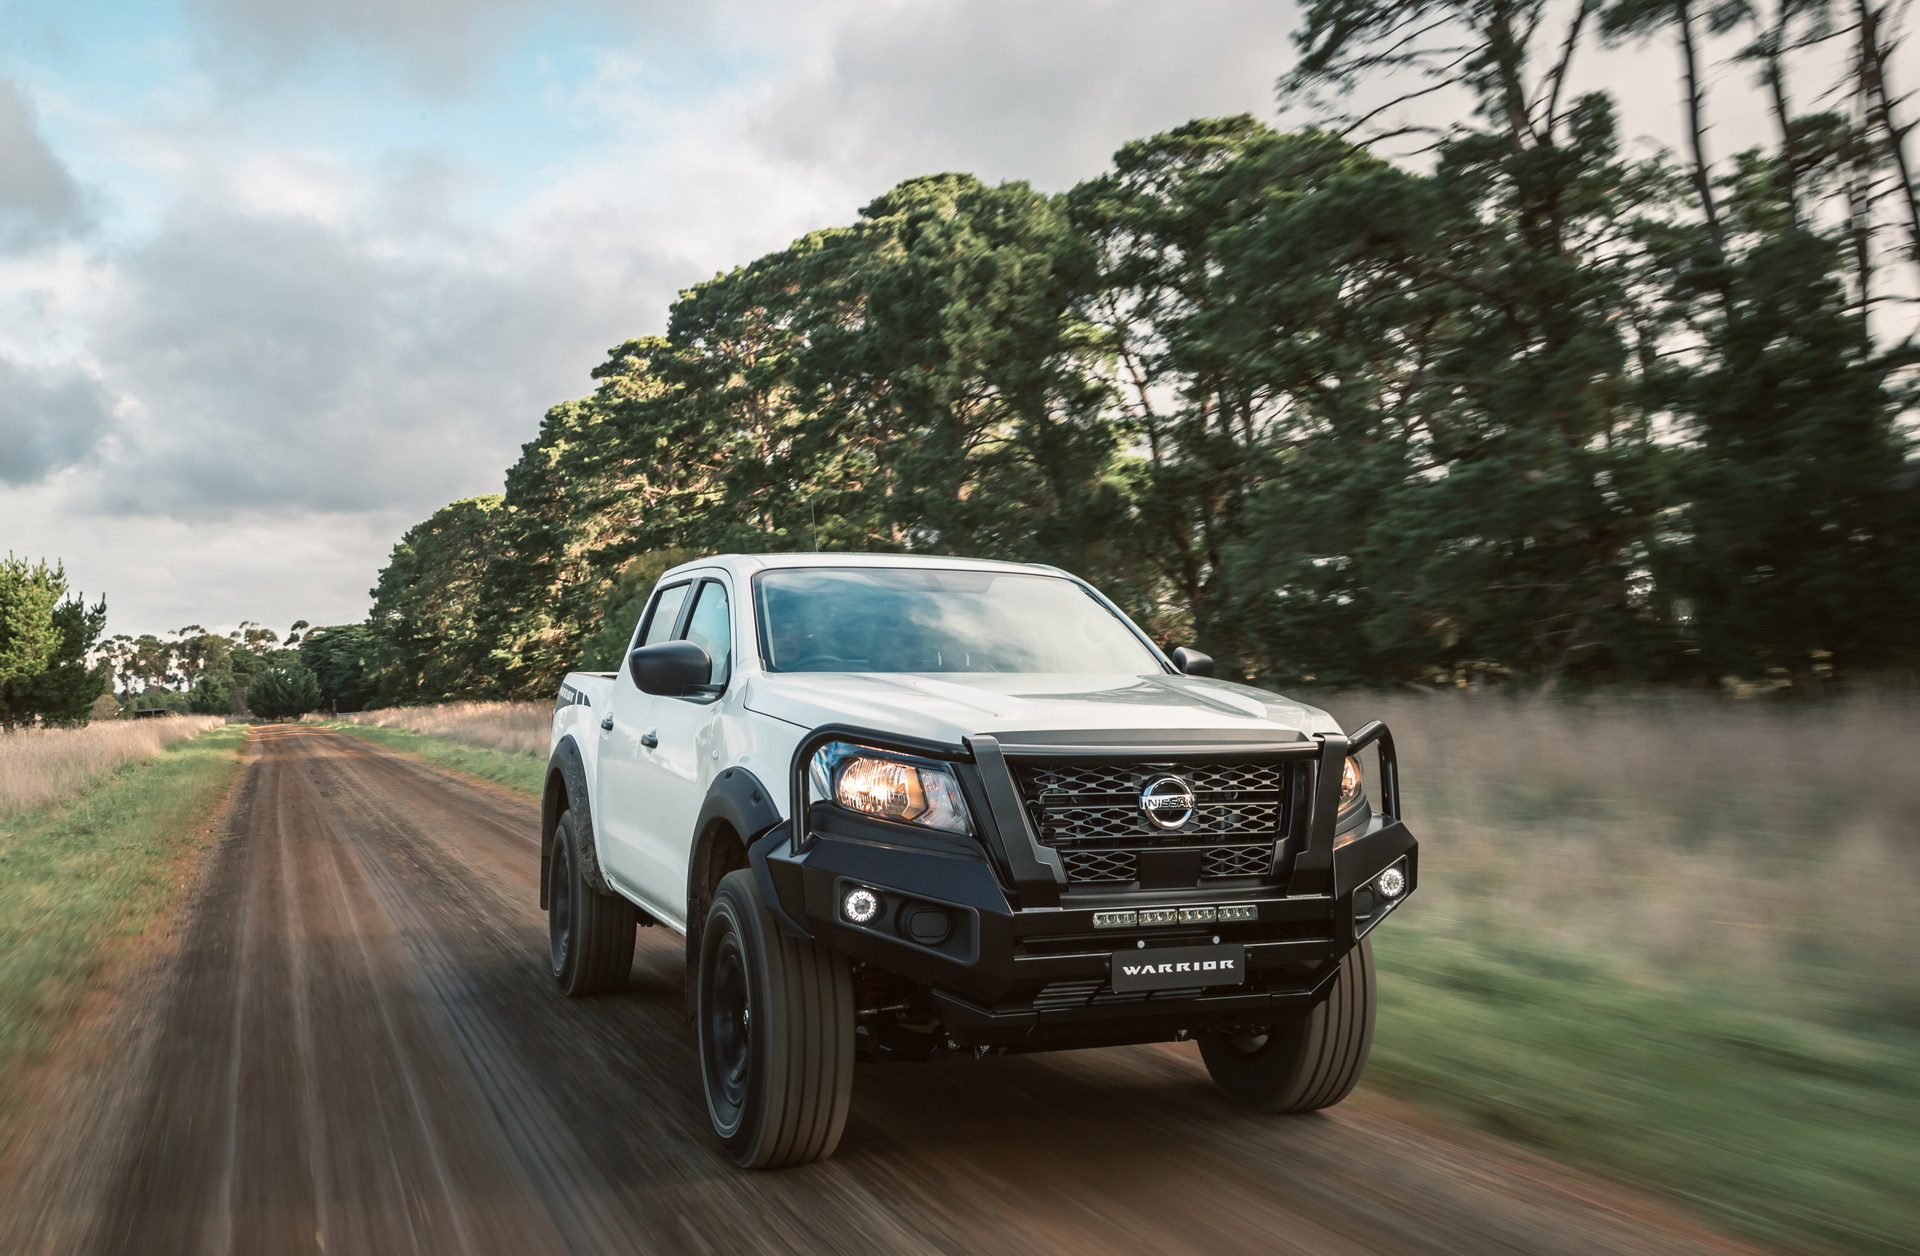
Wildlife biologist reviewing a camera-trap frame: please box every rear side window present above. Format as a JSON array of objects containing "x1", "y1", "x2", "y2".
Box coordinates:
[
  {"x1": 682, "y1": 581, "x2": 733, "y2": 686},
  {"x1": 640, "y1": 582, "x2": 691, "y2": 648}
]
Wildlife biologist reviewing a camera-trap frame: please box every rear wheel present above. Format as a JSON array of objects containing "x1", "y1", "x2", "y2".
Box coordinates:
[
  {"x1": 548, "y1": 810, "x2": 636, "y2": 996},
  {"x1": 699, "y1": 870, "x2": 854, "y2": 1167},
  {"x1": 1198, "y1": 938, "x2": 1375, "y2": 1112}
]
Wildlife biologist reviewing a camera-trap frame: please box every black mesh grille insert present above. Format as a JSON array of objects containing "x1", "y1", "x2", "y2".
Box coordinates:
[
  {"x1": 1015, "y1": 758, "x2": 1289, "y2": 886},
  {"x1": 1059, "y1": 849, "x2": 1137, "y2": 882},
  {"x1": 1203, "y1": 844, "x2": 1272, "y2": 878}
]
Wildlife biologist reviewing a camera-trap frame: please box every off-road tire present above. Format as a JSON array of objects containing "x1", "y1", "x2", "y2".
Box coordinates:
[
  {"x1": 1198, "y1": 937, "x2": 1375, "y2": 1112},
  {"x1": 548, "y1": 810, "x2": 636, "y2": 996},
  {"x1": 698, "y1": 870, "x2": 854, "y2": 1168}
]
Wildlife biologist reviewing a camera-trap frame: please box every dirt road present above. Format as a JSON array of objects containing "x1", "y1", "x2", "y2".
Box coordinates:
[{"x1": 0, "y1": 726, "x2": 1765, "y2": 1255}]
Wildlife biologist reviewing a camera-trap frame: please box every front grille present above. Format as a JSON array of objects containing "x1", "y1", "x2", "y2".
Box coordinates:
[
  {"x1": 1014, "y1": 759, "x2": 1289, "y2": 886},
  {"x1": 1203, "y1": 845, "x2": 1272, "y2": 878},
  {"x1": 1060, "y1": 849, "x2": 1137, "y2": 882}
]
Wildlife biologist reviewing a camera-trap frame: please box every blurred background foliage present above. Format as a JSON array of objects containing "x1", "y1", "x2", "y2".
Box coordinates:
[{"x1": 354, "y1": 0, "x2": 1920, "y2": 705}]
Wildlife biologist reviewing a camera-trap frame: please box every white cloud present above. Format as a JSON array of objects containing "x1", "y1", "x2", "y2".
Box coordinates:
[
  {"x1": 0, "y1": 76, "x2": 88, "y2": 250},
  {"x1": 0, "y1": 480, "x2": 413, "y2": 633},
  {"x1": 757, "y1": 0, "x2": 1302, "y2": 192},
  {"x1": 0, "y1": 354, "x2": 113, "y2": 484},
  {"x1": 178, "y1": 0, "x2": 587, "y2": 97}
]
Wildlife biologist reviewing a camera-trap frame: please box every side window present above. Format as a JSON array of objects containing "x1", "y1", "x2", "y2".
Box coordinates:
[
  {"x1": 639, "y1": 583, "x2": 691, "y2": 649},
  {"x1": 681, "y1": 581, "x2": 733, "y2": 687}
]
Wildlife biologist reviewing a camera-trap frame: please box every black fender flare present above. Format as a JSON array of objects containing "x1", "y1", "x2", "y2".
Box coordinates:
[
  {"x1": 541, "y1": 736, "x2": 616, "y2": 907},
  {"x1": 683, "y1": 766, "x2": 785, "y2": 1016},
  {"x1": 686, "y1": 765, "x2": 783, "y2": 917}
]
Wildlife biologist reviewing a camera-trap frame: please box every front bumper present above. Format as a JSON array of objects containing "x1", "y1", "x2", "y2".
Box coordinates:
[{"x1": 752, "y1": 721, "x2": 1417, "y2": 1049}]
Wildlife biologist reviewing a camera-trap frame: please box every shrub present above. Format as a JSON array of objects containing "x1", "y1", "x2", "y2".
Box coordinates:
[{"x1": 246, "y1": 665, "x2": 321, "y2": 721}]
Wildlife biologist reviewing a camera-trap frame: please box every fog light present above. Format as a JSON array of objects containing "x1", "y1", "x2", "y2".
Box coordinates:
[
  {"x1": 1377, "y1": 866, "x2": 1406, "y2": 899},
  {"x1": 1216, "y1": 905, "x2": 1257, "y2": 922},
  {"x1": 1093, "y1": 910, "x2": 1137, "y2": 929},
  {"x1": 842, "y1": 887, "x2": 881, "y2": 924},
  {"x1": 1178, "y1": 907, "x2": 1217, "y2": 924},
  {"x1": 1137, "y1": 908, "x2": 1178, "y2": 926}
]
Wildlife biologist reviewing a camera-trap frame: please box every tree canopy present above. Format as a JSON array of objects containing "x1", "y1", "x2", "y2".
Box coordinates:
[
  {"x1": 361, "y1": 7, "x2": 1918, "y2": 700},
  {"x1": 0, "y1": 557, "x2": 108, "y2": 732}
]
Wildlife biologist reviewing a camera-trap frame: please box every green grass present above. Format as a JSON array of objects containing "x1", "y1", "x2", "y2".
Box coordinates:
[
  {"x1": 321, "y1": 722, "x2": 545, "y2": 795},
  {"x1": 0, "y1": 723, "x2": 247, "y2": 1093},
  {"x1": 1370, "y1": 913, "x2": 1920, "y2": 1256}
]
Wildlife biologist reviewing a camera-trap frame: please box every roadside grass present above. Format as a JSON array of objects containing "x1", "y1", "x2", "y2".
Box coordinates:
[
  {"x1": 333, "y1": 701, "x2": 547, "y2": 757},
  {"x1": 322, "y1": 721, "x2": 545, "y2": 796},
  {"x1": 1324, "y1": 691, "x2": 1920, "y2": 1256},
  {"x1": 1369, "y1": 922, "x2": 1920, "y2": 1255},
  {"x1": 0, "y1": 723, "x2": 247, "y2": 1096},
  {"x1": 0, "y1": 716, "x2": 226, "y2": 813}
]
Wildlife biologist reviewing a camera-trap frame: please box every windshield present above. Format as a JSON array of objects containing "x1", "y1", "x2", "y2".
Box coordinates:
[{"x1": 755, "y1": 567, "x2": 1164, "y2": 674}]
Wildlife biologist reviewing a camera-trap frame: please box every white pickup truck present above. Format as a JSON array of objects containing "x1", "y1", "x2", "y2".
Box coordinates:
[{"x1": 543, "y1": 553, "x2": 1417, "y2": 1167}]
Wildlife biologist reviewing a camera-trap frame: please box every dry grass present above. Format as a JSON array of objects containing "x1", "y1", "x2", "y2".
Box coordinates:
[
  {"x1": 333, "y1": 702, "x2": 549, "y2": 757},
  {"x1": 0, "y1": 717, "x2": 228, "y2": 816},
  {"x1": 335, "y1": 691, "x2": 1918, "y2": 1007},
  {"x1": 1321, "y1": 690, "x2": 1920, "y2": 1014}
]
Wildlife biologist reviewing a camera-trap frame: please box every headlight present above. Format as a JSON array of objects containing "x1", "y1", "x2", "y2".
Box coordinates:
[
  {"x1": 1339, "y1": 755, "x2": 1365, "y2": 812},
  {"x1": 1334, "y1": 755, "x2": 1368, "y2": 847},
  {"x1": 808, "y1": 742, "x2": 972, "y2": 834}
]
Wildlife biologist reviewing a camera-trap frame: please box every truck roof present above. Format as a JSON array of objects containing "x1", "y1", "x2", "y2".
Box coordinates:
[{"x1": 659, "y1": 552, "x2": 1066, "y2": 581}]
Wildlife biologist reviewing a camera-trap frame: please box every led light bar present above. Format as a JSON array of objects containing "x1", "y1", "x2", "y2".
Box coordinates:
[{"x1": 1091, "y1": 904, "x2": 1261, "y2": 928}]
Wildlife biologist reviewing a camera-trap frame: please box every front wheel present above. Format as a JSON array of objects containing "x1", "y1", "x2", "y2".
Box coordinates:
[
  {"x1": 1197, "y1": 937, "x2": 1376, "y2": 1112},
  {"x1": 698, "y1": 870, "x2": 854, "y2": 1167}
]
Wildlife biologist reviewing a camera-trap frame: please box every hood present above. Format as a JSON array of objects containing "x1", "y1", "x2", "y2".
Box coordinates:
[{"x1": 741, "y1": 671, "x2": 1339, "y2": 746}]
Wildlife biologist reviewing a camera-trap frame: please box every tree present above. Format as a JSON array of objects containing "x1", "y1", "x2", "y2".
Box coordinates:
[
  {"x1": 365, "y1": 496, "x2": 506, "y2": 704},
  {"x1": 298, "y1": 624, "x2": 374, "y2": 712},
  {"x1": 246, "y1": 664, "x2": 322, "y2": 721},
  {"x1": 0, "y1": 556, "x2": 60, "y2": 733},
  {"x1": 188, "y1": 671, "x2": 234, "y2": 715},
  {"x1": 0, "y1": 556, "x2": 107, "y2": 731},
  {"x1": 1663, "y1": 202, "x2": 1920, "y2": 674}
]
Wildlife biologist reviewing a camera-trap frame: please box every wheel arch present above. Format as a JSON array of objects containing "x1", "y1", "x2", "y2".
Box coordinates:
[
  {"x1": 684, "y1": 767, "x2": 783, "y2": 1017},
  {"x1": 542, "y1": 736, "x2": 614, "y2": 908}
]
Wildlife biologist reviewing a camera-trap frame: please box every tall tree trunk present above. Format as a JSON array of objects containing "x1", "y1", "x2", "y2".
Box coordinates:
[
  {"x1": 1541, "y1": 0, "x2": 1596, "y2": 142},
  {"x1": 1845, "y1": 39, "x2": 1877, "y2": 317},
  {"x1": 1678, "y1": 1, "x2": 1727, "y2": 252},
  {"x1": 1764, "y1": 1, "x2": 1801, "y2": 227},
  {"x1": 1854, "y1": 0, "x2": 1920, "y2": 276}
]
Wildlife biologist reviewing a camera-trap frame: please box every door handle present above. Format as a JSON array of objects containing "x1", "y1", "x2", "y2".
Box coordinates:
[
  {"x1": 600, "y1": 715, "x2": 614, "y2": 731},
  {"x1": 640, "y1": 730, "x2": 659, "y2": 749}
]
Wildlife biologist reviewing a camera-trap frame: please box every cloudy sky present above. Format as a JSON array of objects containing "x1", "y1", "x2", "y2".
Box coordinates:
[{"x1": 1, "y1": 0, "x2": 1772, "y2": 639}]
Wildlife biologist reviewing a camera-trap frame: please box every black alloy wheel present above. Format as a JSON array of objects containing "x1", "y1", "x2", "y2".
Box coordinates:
[
  {"x1": 548, "y1": 833, "x2": 575, "y2": 978},
  {"x1": 697, "y1": 869, "x2": 854, "y2": 1167},
  {"x1": 704, "y1": 923, "x2": 753, "y2": 1130}
]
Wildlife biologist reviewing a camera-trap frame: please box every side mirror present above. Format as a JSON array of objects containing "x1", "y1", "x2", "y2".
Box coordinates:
[
  {"x1": 629, "y1": 640, "x2": 714, "y2": 696},
  {"x1": 1171, "y1": 646, "x2": 1214, "y2": 677}
]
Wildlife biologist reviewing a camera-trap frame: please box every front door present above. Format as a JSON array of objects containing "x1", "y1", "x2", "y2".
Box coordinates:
[
  {"x1": 621, "y1": 576, "x2": 738, "y2": 926},
  {"x1": 596, "y1": 578, "x2": 693, "y2": 901}
]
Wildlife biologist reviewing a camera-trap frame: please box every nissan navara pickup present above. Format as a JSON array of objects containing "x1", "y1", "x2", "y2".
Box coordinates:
[{"x1": 542, "y1": 553, "x2": 1417, "y2": 1167}]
